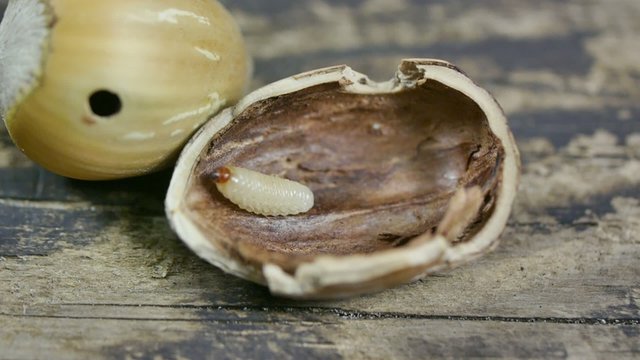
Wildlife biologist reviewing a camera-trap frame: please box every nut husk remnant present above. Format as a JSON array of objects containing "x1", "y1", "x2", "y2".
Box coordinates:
[{"x1": 166, "y1": 59, "x2": 520, "y2": 299}]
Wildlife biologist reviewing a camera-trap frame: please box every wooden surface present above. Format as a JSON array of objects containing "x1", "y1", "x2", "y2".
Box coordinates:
[{"x1": 1, "y1": 0, "x2": 639, "y2": 359}]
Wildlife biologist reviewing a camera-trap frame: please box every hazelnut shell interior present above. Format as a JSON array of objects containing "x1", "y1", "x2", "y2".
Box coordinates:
[{"x1": 165, "y1": 59, "x2": 520, "y2": 299}]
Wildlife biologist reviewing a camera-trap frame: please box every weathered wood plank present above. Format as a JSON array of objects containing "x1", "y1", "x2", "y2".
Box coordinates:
[
  {"x1": 0, "y1": 0, "x2": 638, "y2": 321},
  {"x1": 1, "y1": 0, "x2": 639, "y2": 358},
  {"x1": 1, "y1": 142, "x2": 638, "y2": 319},
  {"x1": 1, "y1": 0, "x2": 640, "y2": 201},
  {"x1": 1, "y1": 310, "x2": 637, "y2": 359}
]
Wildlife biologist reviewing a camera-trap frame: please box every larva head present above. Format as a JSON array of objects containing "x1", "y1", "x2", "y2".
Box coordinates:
[
  {"x1": 210, "y1": 166, "x2": 232, "y2": 184},
  {"x1": 166, "y1": 59, "x2": 521, "y2": 299},
  {"x1": 0, "y1": 0, "x2": 250, "y2": 180}
]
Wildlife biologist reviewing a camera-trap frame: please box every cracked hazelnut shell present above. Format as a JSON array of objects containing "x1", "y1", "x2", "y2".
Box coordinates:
[{"x1": 165, "y1": 59, "x2": 520, "y2": 299}]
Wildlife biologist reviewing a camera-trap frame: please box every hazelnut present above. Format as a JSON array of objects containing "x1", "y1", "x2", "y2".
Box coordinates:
[{"x1": 0, "y1": 0, "x2": 250, "y2": 179}]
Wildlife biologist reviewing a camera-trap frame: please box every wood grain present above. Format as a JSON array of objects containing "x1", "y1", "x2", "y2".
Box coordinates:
[
  {"x1": 1, "y1": 0, "x2": 639, "y2": 358},
  {"x1": 2, "y1": 309, "x2": 638, "y2": 359}
]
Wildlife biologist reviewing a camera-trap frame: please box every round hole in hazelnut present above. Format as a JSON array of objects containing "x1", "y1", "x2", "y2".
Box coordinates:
[{"x1": 88, "y1": 90, "x2": 122, "y2": 117}]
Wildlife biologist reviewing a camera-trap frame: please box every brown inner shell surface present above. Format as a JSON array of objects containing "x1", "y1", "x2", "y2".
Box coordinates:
[{"x1": 186, "y1": 80, "x2": 504, "y2": 273}]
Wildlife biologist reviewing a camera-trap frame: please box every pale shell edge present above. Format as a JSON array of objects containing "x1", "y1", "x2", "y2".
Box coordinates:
[{"x1": 165, "y1": 58, "x2": 520, "y2": 298}]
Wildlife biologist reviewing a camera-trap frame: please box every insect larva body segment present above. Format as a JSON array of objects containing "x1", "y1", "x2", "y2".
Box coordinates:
[{"x1": 211, "y1": 166, "x2": 314, "y2": 216}]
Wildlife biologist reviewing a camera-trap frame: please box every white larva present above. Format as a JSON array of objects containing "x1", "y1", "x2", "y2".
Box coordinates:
[{"x1": 208, "y1": 165, "x2": 314, "y2": 216}]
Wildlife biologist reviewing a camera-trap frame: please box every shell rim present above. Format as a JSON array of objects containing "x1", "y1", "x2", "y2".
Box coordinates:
[{"x1": 165, "y1": 58, "x2": 520, "y2": 298}]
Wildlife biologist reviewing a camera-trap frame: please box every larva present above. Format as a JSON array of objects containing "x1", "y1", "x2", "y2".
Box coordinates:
[{"x1": 207, "y1": 166, "x2": 314, "y2": 216}]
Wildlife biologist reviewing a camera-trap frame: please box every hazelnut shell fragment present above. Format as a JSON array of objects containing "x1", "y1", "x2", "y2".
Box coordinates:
[{"x1": 165, "y1": 59, "x2": 520, "y2": 299}]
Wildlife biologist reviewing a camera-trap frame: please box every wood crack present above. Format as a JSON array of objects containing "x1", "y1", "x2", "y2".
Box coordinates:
[{"x1": 27, "y1": 303, "x2": 640, "y2": 326}]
